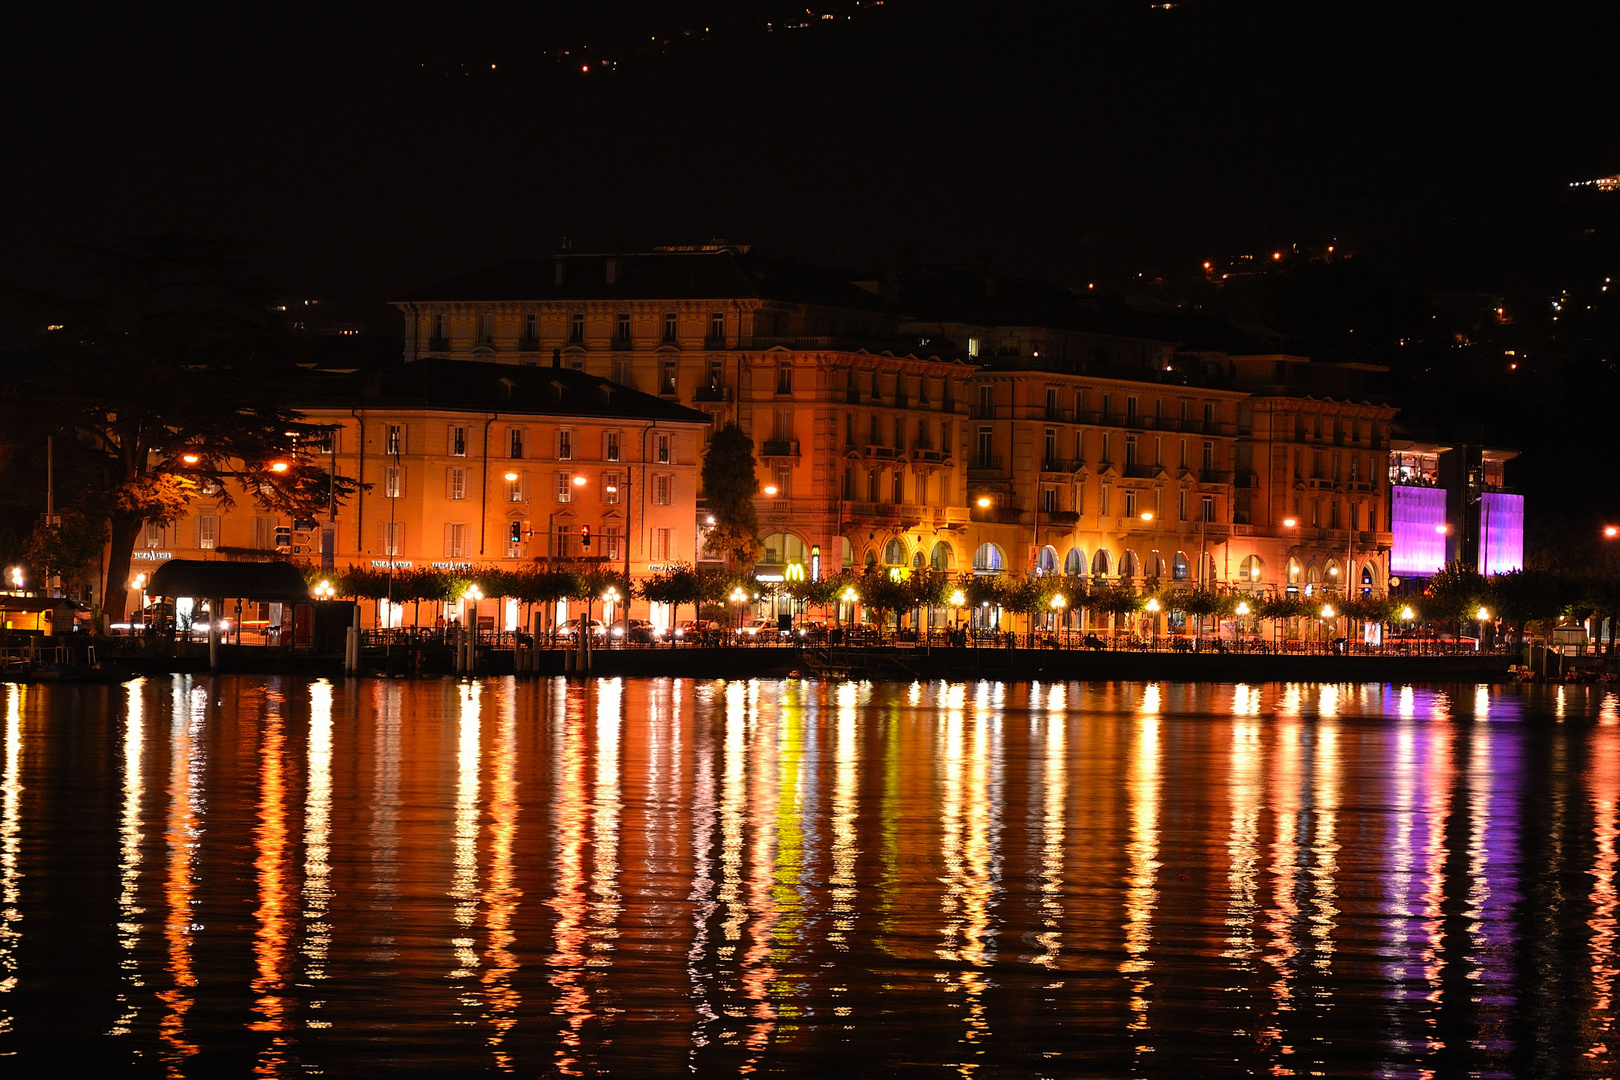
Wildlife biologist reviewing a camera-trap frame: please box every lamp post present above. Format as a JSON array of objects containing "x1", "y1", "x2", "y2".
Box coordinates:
[
  {"x1": 840, "y1": 586, "x2": 859, "y2": 637},
  {"x1": 1235, "y1": 599, "x2": 1250, "y2": 645},
  {"x1": 1320, "y1": 602, "x2": 1335, "y2": 651},
  {"x1": 1049, "y1": 593, "x2": 1067, "y2": 645},
  {"x1": 314, "y1": 580, "x2": 336, "y2": 600},
  {"x1": 1476, "y1": 605, "x2": 1490, "y2": 653},
  {"x1": 730, "y1": 585, "x2": 748, "y2": 638},
  {"x1": 604, "y1": 585, "x2": 621, "y2": 646},
  {"x1": 1144, "y1": 595, "x2": 1160, "y2": 646},
  {"x1": 950, "y1": 588, "x2": 965, "y2": 641}
]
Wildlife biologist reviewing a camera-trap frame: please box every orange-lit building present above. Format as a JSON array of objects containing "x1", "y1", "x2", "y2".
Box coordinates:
[{"x1": 122, "y1": 361, "x2": 710, "y2": 627}]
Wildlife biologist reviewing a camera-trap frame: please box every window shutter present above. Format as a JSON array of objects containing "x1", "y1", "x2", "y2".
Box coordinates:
[{"x1": 445, "y1": 522, "x2": 455, "y2": 557}]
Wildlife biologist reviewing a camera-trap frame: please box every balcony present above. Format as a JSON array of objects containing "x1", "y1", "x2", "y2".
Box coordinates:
[
  {"x1": 1043, "y1": 407, "x2": 1073, "y2": 422},
  {"x1": 866, "y1": 445, "x2": 902, "y2": 461},
  {"x1": 968, "y1": 454, "x2": 1005, "y2": 475},
  {"x1": 1123, "y1": 463, "x2": 1157, "y2": 479},
  {"x1": 760, "y1": 439, "x2": 801, "y2": 459},
  {"x1": 705, "y1": 335, "x2": 727, "y2": 349},
  {"x1": 1348, "y1": 480, "x2": 1377, "y2": 493},
  {"x1": 1041, "y1": 457, "x2": 1080, "y2": 474},
  {"x1": 970, "y1": 503, "x2": 1023, "y2": 525},
  {"x1": 610, "y1": 335, "x2": 633, "y2": 351},
  {"x1": 1043, "y1": 509, "x2": 1080, "y2": 527},
  {"x1": 692, "y1": 383, "x2": 731, "y2": 403},
  {"x1": 843, "y1": 501, "x2": 902, "y2": 525},
  {"x1": 426, "y1": 337, "x2": 450, "y2": 353},
  {"x1": 517, "y1": 336, "x2": 540, "y2": 352},
  {"x1": 1233, "y1": 470, "x2": 1258, "y2": 489},
  {"x1": 912, "y1": 447, "x2": 949, "y2": 464},
  {"x1": 1199, "y1": 469, "x2": 1234, "y2": 485}
]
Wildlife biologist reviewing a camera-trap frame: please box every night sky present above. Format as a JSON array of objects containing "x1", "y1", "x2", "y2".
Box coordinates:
[{"x1": 4, "y1": 0, "x2": 1617, "y2": 300}]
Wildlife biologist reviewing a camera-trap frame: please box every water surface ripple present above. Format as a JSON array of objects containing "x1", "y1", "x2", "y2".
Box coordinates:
[{"x1": 1, "y1": 676, "x2": 1618, "y2": 1076}]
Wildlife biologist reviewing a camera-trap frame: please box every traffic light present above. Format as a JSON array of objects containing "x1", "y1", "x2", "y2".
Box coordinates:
[{"x1": 580, "y1": 524, "x2": 591, "y2": 549}]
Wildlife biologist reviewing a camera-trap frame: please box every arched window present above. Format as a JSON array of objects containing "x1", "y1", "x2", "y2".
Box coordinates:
[
  {"x1": 1119, "y1": 550, "x2": 1139, "y2": 580},
  {"x1": 841, "y1": 536, "x2": 855, "y2": 568},
  {"x1": 1288, "y1": 558, "x2": 1302, "y2": 584},
  {"x1": 972, "y1": 543, "x2": 1005, "y2": 575},
  {"x1": 1240, "y1": 554, "x2": 1265, "y2": 583},
  {"x1": 864, "y1": 549, "x2": 877, "y2": 569},
  {"x1": 1307, "y1": 563, "x2": 1321, "y2": 584},
  {"x1": 912, "y1": 550, "x2": 925, "y2": 569},
  {"x1": 1064, "y1": 547, "x2": 1084, "y2": 576},
  {"x1": 1173, "y1": 552, "x2": 1190, "y2": 581},
  {"x1": 931, "y1": 541, "x2": 955, "y2": 570},
  {"x1": 883, "y1": 538, "x2": 906, "y2": 565},
  {"x1": 1324, "y1": 559, "x2": 1342, "y2": 588},
  {"x1": 1036, "y1": 545, "x2": 1058, "y2": 575},
  {"x1": 1092, "y1": 549, "x2": 1112, "y2": 577},
  {"x1": 1146, "y1": 553, "x2": 1165, "y2": 581},
  {"x1": 761, "y1": 533, "x2": 806, "y2": 566}
]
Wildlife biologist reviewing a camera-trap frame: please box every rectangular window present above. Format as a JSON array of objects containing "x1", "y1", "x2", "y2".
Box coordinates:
[
  {"x1": 1202, "y1": 495, "x2": 1216, "y2": 522},
  {"x1": 605, "y1": 431, "x2": 621, "y2": 462},
  {"x1": 557, "y1": 430, "x2": 571, "y2": 460},
  {"x1": 1045, "y1": 387, "x2": 1059, "y2": 418},
  {"x1": 523, "y1": 313, "x2": 538, "y2": 342},
  {"x1": 1101, "y1": 432, "x2": 1112, "y2": 464},
  {"x1": 1124, "y1": 490, "x2": 1137, "y2": 518},
  {"x1": 556, "y1": 472, "x2": 572, "y2": 503},
  {"x1": 867, "y1": 470, "x2": 880, "y2": 503},
  {"x1": 604, "y1": 526, "x2": 621, "y2": 561},
  {"x1": 656, "y1": 433, "x2": 671, "y2": 464},
  {"x1": 709, "y1": 312, "x2": 725, "y2": 342},
  {"x1": 1101, "y1": 393, "x2": 1112, "y2": 421},
  {"x1": 383, "y1": 465, "x2": 403, "y2": 498},
  {"x1": 449, "y1": 425, "x2": 466, "y2": 457},
  {"x1": 773, "y1": 409, "x2": 793, "y2": 441},
  {"x1": 381, "y1": 522, "x2": 405, "y2": 557},
  {"x1": 251, "y1": 516, "x2": 276, "y2": 550},
  {"x1": 660, "y1": 358, "x2": 677, "y2": 395},
  {"x1": 977, "y1": 384, "x2": 994, "y2": 418},
  {"x1": 509, "y1": 428, "x2": 526, "y2": 459},
  {"x1": 662, "y1": 312, "x2": 678, "y2": 343},
  {"x1": 447, "y1": 467, "x2": 466, "y2": 500},
  {"x1": 651, "y1": 528, "x2": 672, "y2": 562},
  {"x1": 1042, "y1": 486, "x2": 1058, "y2": 512},
  {"x1": 1203, "y1": 403, "x2": 1216, "y2": 430},
  {"x1": 1125, "y1": 434, "x2": 1138, "y2": 467},
  {"x1": 603, "y1": 472, "x2": 621, "y2": 504},
  {"x1": 315, "y1": 429, "x2": 338, "y2": 455},
  {"x1": 918, "y1": 418, "x2": 930, "y2": 448},
  {"x1": 1179, "y1": 439, "x2": 1188, "y2": 469},
  {"x1": 653, "y1": 473, "x2": 673, "y2": 506},
  {"x1": 1100, "y1": 485, "x2": 1111, "y2": 517},
  {"x1": 507, "y1": 521, "x2": 525, "y2": 557},
  {"x1": 144, "y1": 522, "x2": 164, "y2": 549},
  {"x1": 385, "y1": 424, "x2": 403, "y2": 456},
  {"x1": 445, "y1": 522, "x2": 466, "y2": 558},
  {"x1": 775, "y1": 466, "x2": 791, "y2": 499},
  {"x1": 1203, "y1": 441, "x2": 1215, "y2": 471},
  {"x1": 476, "y1": 313, "x2": 494, "y2": 347},
  {"x1": 431, "y1": 313, "x2": 449, "y2": 343},
  {"x1": 777, "y1": 363, "x2": 793, "y2": 394},
  {"x1": 553, "y1": 530, "x2": 571, "y2": 559},
  {"x1": 569, "y1": 313, "x2": 584, "y2": 343},
  {"x1": 1126, "y1": 396, "x2": 1139, "y2": 425},
  {"x1": 615, "y1": 312, "x2": 631, "y2": 342},
  {"x1": 891, "y1": 471, "x2": 904, "y2": 504},
  {"x1": 613, "y1": 357, "x2": 632, "y2": 385},
  {"x1": 893, "y1": 416, "x2": 904, "y2": 451},
  {"x1": 977, "y1": 426, "x2": 993, "y2": 464},
  {"x1": 505, "y1": 473, "x2": 525, "y2": 503},
  {"x1": 1178, "y1": 489, "x2": 1188, "y2": 521}
]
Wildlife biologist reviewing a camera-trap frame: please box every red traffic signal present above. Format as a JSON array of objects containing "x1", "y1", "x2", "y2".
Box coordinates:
[{"x1": 580, "y1": 524, "x2": 591, "y2": 549}]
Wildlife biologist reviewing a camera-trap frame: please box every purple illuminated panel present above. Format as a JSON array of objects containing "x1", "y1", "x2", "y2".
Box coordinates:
[
  {"x1": 1391, "y1": 485, "x2": 1447, "y2": 575},
  {"x1": 1479, "y1": 492, "x2": 1524, "y2": 575}
]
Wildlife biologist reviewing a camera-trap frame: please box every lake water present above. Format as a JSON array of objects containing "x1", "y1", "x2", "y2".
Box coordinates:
[{"x1": 2, "y1": 676, "x2": 1619, "y2": 1077}]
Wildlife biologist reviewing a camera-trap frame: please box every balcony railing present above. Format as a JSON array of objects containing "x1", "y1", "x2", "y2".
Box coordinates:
[
  {"x1": 427, "y1": 337, "x2": 450, "y2": 352},
  {"x1": 1123, "y1": 463, "x2": 1156, "y2": 479},
  {"x1": 610, "y1": 335, "x2": 633, "y2": 351},
  {"x1": 1199, "y1": 469, "x2": 1234, "y2": 484},
  {"x1": 760, "y1": 439, "x2": 800, "y2": 458},
  {"x1": 968, "y1": 454, "x2": 1005, "y2": 472},
  {"x1": 705, "y1": 334, "x2": 727, "y2": 349},
  {"x1": 692, "y1": 384, "x2": 731, "y2": 402},
  {"x1": 912, "y1": 448, "x2": 948, "y2": 464},
  {"x1": 517, "y1": 336, "x2": 541, "y2": 352},
  {"x1": 866, "y1": 445, "x2": 901, "y2": 461},
  {"x1": 1041, "y1": 457, "x2": 1080, "y2": 474}
]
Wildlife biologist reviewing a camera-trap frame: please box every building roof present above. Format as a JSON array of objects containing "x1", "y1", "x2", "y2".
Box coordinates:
[
  {"x1": 397, "y1": 248, "x2": 894, "y2": 312},
  {"x1": 290, "y1": 359, "x2": 713, "y2": 425},
  {"x1": 149, "y1": 560, "x2": 312, "y2": 601}
]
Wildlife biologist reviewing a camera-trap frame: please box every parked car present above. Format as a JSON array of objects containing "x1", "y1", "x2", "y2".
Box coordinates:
[
  {"x1": 559, "y1": 618, "x2": 605, "y2": 639},
  {"x1": 735, "y1": 618, "x2": 774, "y2": 641},
  {"x1": 793, "y1": 620, "x2": 829, "y2": 642},
  {"x1": 674, "y1": 619, "x2": 719, "y2": 643},
  {"x1": 612, "y1": 619, "x2": 657, "y2": 644}
]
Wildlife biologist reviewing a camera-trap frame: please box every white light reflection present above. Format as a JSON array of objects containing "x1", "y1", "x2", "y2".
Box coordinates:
[
  {"x1": 249, "y1": 686, "x2": 291, "y2": 1072},
  {"x1": 829, "y1": 681, "x2": 860, "y2": 951},
  {"x1": 0, "y1": 684, "x2": 24, "y2": 1028},
  {"x1": 1223, "y1": 719, "x2": 1261, "y2": 967},
  {"x1": 1120, "y1": 701, "x2": 1161, "y2": 1055},
  {"x1": 109, "y1": 679, "x2": 146, "y2": 1037},
  {"x1": 451, "y1": 683, "x2": 482, "y2": 980},
  {"x1": 303, "y1": 680, "x2": 333, "y2": 1024},
  {"x1": 481, "y1": 683, "x2": 521, "y2": 1068},
  {"x1": 1034, "y1": 702, "x2": 1066, "y2": 969}
]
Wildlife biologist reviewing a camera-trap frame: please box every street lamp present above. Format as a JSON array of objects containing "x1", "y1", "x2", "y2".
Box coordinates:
[
  {"x1": 464, "y1": 585, "x2": 483, "y2": 640},
  {"x1": 976, "y1": 496, "x2": 992, "y2": 508},
  {"x1": 504, "y1": 471, "x2": 519, "y2": 482},
  {"x1": 1606, "y1": 525, "x2": 1619, "y2": 539},
  {"x1": 8, "y1": 567, "x2": 22, "y2": 591},
  {"x1": 314, "y1": 580, "x2": 336, "y2": 600},
  {"x1": 840, "y1": 586, "x2": 859, "y2": 631},
  {"x1": 604, "y1": 586, "x2": 621, "y2": 644},
  {"x1": 949, "y1": 588, "x2": 965, "y2": 636},
  {"x1": 181, "y1": 453, "x2": 200, "y2": 465},
  {"x1": 269, "y1": 461, "x2": 289, "y2": 473},
  {"x1": 1140, "y1": 511, "x2": 1153, "y2": 522},
  {"x1": 763, "y1": 484, "x2": 778, "y2": 496},
  {"x1": 1401, "y1": 605, "x2": 1415, "y2": 621}
]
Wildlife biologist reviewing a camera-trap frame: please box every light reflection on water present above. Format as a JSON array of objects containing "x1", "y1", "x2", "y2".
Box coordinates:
[{"x1": 3, "y1": 677, "x2": 1620, "y2": 1075}]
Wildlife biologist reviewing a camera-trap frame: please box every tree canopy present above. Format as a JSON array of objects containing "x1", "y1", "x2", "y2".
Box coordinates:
[{"x1": 699, "y1": 422, "x2": 762, "y2": 568}]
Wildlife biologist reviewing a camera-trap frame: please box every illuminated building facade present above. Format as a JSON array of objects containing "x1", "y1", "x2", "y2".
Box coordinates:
[
  {"x1": 1387, "y1": 438, "x2": 1521, "y2": 584},
  {"x1": 124, "y1": 361, "x2": 710, "y2": 625}
]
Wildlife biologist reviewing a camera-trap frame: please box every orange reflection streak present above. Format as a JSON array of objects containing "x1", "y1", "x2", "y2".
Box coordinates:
[
  {"x1": 110, "y1": 679, "x2": 147, "y2": 1037},
  {"x1": 589, "y1": 679, "x2": 623, "y2": 968},
  {"x1": 547, "y1": 683, "x2": 591, "y2": 1076},
  {"x1": 1120, "y1": 693, "x2": 1161, "y2": 1056},
  {"x1": 828, "y1": 682, "x2": 860, "y2": 953},
  {"x1": 1308, "y1": 723, "x2": 1341, "y2": 976},
  {"x1": 1416, "y1": 725, "x2": 1454, "y2": 1055},
  {"x1": 157, "y1": 681, "x2": 206, "y2": 1076},
  {"x1": 687, "y1": 683, "x2": 720, "y2": 1053},
  {"x1": 0, "y1": 684, "x2": 24, "y2": 1031},
  {"x1": 1035, "y1": 706, "x2": 1066, "y2": 970},
  {"x1": 450, "y1": 683, "x2": 481, "y2": 980},
  {"x1": 248, "y1": 697, "x2": 290, "y2": 1073},
  {"x1": 1588, "y1": 725, "x2": 1620, "y2": 1061},
  {"x1": 1258, "y1": 718, "x2": 1300, "y2": 1064},
  {"x1": 302, "y1": 681, "x2": 333, "y2": 1024},
  {"x1": 1223, "y1": 718, "x2": 1261, "y2": 968},
  {"x1": 480, "y1": 686, "x2": 522, "y2": 1069},
  {"x1": 738, "y1": 683, "x2": 780, "y2": 1073}
]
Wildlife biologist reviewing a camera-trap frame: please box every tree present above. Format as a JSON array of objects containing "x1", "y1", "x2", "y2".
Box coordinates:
[
  {"x1": 0, "y1": 236, "x2": 357, "y2": 621},
  {"x1": 18, "y1": 509, "x2": 106, "y2": 598},
  {"x1": 700, "y1": 423, "x2": 763, "y2": 568},
  {"x1": 641, "y1": 564, "x2": 704, "y2": 637}
]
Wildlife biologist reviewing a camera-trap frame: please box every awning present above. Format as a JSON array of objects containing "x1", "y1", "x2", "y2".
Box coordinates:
[
  {"x1": 0, "y1": 597, "x2": 88, "y2": 613},
  {"x1": 148, "y1": 560, "x2": 312, "y2": 601}
]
